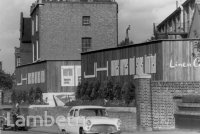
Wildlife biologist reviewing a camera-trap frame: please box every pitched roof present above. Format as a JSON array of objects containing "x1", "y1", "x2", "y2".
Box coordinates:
[{"x1": 157, "y1": 7, "x2": 181, "y2": 29}]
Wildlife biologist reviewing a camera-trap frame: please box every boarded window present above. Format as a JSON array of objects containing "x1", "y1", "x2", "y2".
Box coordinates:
[
  {"x1": 151, "y1": 54, "x2": 156, "y2": 73},
  {"x1": 145, "y1": 55, "x2": 151, "y2": 74},
  {"x1": 120, "y1": 59, "x2": 128, "y2": 76},
  {"x1": 111, "y1": 60, "x2": 119, "y2": 76},
  {"x1": 136, "y1": 57, "x2": 144, "y2": 75},
  {"x1": 129, "y1": 57, "x2": 135, "y2": 75},
  {"x1": 41, "y1": 71, "x2": 45, "y2": 83}
]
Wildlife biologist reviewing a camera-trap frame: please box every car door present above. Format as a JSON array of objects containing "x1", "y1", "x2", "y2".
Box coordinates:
[
  {"x1": 69, "y1": 109, "x2": 79, "y2": 134},
  {"x1": 67, "y1": 109, "x2": 74, "y2": 133}
]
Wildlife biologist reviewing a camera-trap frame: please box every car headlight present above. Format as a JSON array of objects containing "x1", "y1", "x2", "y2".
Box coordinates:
[
  {"x1": 86, "y1": 120, "x2": 92, "y2": 126},
  {"x1": 84, "y1": 120, "x2": 92, "y2": 131}
]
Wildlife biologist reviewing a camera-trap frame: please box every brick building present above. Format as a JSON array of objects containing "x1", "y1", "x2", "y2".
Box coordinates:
[
  {"x1": 154, "y1": 0, "x2": 200, "y2": 39},
  {"x1": 15, "y1": 0, "x2": 118, "y2": 103}
]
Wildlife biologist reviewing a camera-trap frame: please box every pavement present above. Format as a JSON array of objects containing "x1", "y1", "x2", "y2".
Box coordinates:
[
  {"x1": 27, "y1": 126, "x2": 200, "y2": 134},
  {"x1": 2, "y1": 127, "x2": 200, "y2": 134}
]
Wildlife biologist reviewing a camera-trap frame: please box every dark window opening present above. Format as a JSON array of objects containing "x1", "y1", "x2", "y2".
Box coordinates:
[
  {"x1": 82, "y1": 37, "x2": 92, "y2": 52},
  {"x1": 82, "y1": 16, "x2": 91, "y2": 26}
]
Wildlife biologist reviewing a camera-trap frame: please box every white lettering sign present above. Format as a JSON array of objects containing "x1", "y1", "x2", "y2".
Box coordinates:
[{"x1": 170, "y1": 58, "x2": 200, "y2": 68}]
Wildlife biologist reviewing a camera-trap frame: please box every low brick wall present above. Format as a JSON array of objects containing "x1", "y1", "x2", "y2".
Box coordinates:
[{"x1": 151, "y1": 81, "x2": 200, "y2": 130}]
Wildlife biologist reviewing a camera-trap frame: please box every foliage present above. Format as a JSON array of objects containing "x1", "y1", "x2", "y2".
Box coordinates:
[
  {"x1": 29, "y1": 87, "x2": 36, "y2": 104},
  {"x1": 81, "y1": 81, "x2": 89, "y2": 97},
  {"x1": 35, "y1": 87, "x2": 43, "y2": 102},
  {"x1": 118, "y1": 40, "x2": 134, "y2": 46},
  {"x1": 85, "y1": 82, "x2": 93, "y2": 99},
  {"x1": 90, "y1": 80, "x2": 101, "y2": 100},
  {"x1": 11, "y1": 87, "x2": 44, "y2": 105},
  {"x1": 0, "y1": 70, "x2": 13, "y2": 90},
  {"x1": 99, "y1": 80, "x2": 113, "y2": 100},
  {"x1": 74, "y1": 79, "x2": 136, "y2": 107},
  {"x1": 113, "y1": 82, "x2": 122, "y2": 100},
  {"x1": 122, "y1": 82, "x2": 135, "y2": 105},
  {"x1": 76, "y1": 83, "x2": 82, "y2": 99}
]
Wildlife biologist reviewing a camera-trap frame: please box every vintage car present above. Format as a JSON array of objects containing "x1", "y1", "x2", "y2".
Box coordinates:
[{"x1": 57, "y1": 106, "x2": 121, "y2": 134}]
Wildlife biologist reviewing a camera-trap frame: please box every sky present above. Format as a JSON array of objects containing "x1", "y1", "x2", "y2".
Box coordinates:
[{"x1": 0, "y1": 0, "x2": 183, "y2": 73}]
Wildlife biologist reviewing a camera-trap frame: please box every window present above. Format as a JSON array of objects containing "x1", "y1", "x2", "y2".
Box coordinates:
[
  {"x1": 82, "y1": 16, "x2": 90, "y2": 26},
  {"x1": 61, "y1": 66, "x2": 75, "y2": 87},
  {"x1": 17, "y1": 57, "x2": 21, "y2": 67},
  {"x1": 32, "y1": 19, "x2": 34, "y2": 35},
  {"x1": 33, "y1": 41, "x2": 39, "y2": 62},
  {"x1": 74, "y1": 109, "x2": 79, "y2": 117},
  {"x1": 36, "y1": 15, "x2": 39, "y2": 32},
  {"x1": 70, "y1": 110, "x2": 74, "y2": 117},
  {"x1": 82, "y1": 37, "x2": 92, "y2": 52}
]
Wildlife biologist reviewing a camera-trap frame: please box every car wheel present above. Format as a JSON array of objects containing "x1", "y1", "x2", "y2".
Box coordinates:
[
  {"x1": 23, "y1": 126, "x2": 28, "y2": 131},
  {"x1": 61, "y1": 129, "x2": 67, "y2": 134},
  {"x1": 79, "y1": 128, "x2": 84, "y2": 134}
]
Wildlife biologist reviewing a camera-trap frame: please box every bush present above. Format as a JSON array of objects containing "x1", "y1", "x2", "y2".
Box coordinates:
[
  {"x1": 85, "y1": 82, "x2": 94, "y2": 99},
  {"x1": 90, "y1": 80, "x2": 101, "y2": 100},
  {"x1": 35, "y1": 87, "x2": 43, "y2": 102},
  {"x1": 122, "y1": 82, "x2": 135, "y2": 105},
  {"x1": 29, "y1": 87, "x2": 36, "y2": 104},
  {"x1": 76, "y1": 83, "x2": 82, "y2": 99},
  {"x1": 99, "y1": 80, "x2": 113, "y2": 100},
  {"x1": 113, "y1": 82, "x2": 122, "y2": 100},
  {"x1": 81, "y1": 81, "x2": 89, "y2": 97}
]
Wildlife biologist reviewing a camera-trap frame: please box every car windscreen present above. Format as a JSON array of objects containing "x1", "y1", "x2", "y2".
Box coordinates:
[{"x1": 79, "y1": 109, "x2": 107, "y2": 117}]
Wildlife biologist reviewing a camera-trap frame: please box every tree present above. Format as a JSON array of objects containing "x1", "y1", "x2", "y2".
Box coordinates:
[
  {"x1": 113, "y1": 82, "x2": 122, "y2": 100},
  {"x1": 76, "y1": 83, "x2": 82, "y2": 99},
  {"x1": 81, "y1": 81, "x2": 88, "y2": 97},
  {"x1": 90, "y1": 80, "x2": 101, "y2": 100},
  {"x1": 0, "y1": 70, "x2": 13, "y2": 90},
  {"x1": 122, "y1": 82, "x2": 135, "y2": 105},
  {"x1": 35, "y1": 87, "x2": 43, "y2": 102},
  {"x1": 99, "y1": 80, "x2": 113, "y2": 100},
  {"x1": 29, "y1": 87, "x2": 36, "y2": 104}
]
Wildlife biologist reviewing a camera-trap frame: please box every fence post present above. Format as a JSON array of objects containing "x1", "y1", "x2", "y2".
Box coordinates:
[{"x1": 134, "y1": 74, "x2": 152, "y2": 131}]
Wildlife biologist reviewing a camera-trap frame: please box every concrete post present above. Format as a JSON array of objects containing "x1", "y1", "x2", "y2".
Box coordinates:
[{"x1": 134, "y1": 74, "x2": 152, "y2": 131}]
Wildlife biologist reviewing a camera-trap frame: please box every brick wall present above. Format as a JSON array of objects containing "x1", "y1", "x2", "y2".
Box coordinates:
[
  {"x1": 135, "y1": 78, "x2": 200, "y2": 131},
  {"x1": 151, "y1": 81, "x2": 200, "y2": 130},
  {"x1": 39, "y1": 2, "x2": 118, "y2": 61}
]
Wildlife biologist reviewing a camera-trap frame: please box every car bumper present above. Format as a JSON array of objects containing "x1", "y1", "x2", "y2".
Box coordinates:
[{"x1": 84, "y1": 131, "x2": 121, "y2": 134}]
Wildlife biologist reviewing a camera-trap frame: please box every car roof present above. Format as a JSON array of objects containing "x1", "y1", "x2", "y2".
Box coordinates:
[{"x1": 71, "y1": 105, "x2": 106, "y2": 110}]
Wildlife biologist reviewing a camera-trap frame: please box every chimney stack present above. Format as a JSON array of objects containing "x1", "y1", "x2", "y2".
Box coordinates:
[{"x1": 176, "y1": 1, "x2": 179, "y2": 9}]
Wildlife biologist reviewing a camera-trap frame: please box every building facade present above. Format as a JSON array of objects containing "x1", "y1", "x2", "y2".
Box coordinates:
[
  {"x1": 15, "y1": 13, "x2": 32, "y2": 67},
  {"x1": 154, "y1": 0, "x2": 200, "y2": 39},
  {"x1": 82, "y1": 39, "x2": 200, "y2": 84},
  {"x1": 15, "y1": 0, "x2": 118, "y2": 97}
]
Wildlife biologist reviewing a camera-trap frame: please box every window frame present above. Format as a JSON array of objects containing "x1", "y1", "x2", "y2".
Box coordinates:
[
  {"x1": 82, "y1": 16, "x2": 91, "y2": 26},
  {"x1": 82, "y1": 37, "x2": 92, "y2": 52}
]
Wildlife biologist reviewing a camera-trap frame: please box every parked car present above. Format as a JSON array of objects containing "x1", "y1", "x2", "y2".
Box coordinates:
[{"x1": 57, "y1": 105, "x2": 121, "y2": 134}]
